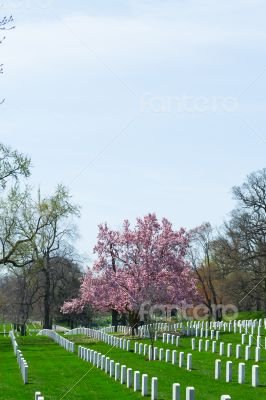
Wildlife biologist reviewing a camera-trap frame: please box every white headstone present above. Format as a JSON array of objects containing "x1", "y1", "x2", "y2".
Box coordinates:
[
  {"x1": 198, "y1": 339, "x2": 203, "y2": 352},
  {"x1": 212, "y1": 341, "x2": 216, "y2": 353},
  {"x1": 255, "y1": 347, "x2": 260, "y2": 362},
  {"x1": 238, "y1": 362, "x2": 245, "y2": 384},
  {"x1": 154, "y1": 347, "x2": 158, "y2": 360},
  {"x1": 172, "y1": 350, "x2": 177, "y2": 365},
  {"x1": 142, "y1": 374, "x2": 148, "y2": 396},
  {"x1": 179, "y1": 352, "x2": 184, "y2": 368},
  {"x1": 241, "y1": 334, "x2": 246, "y2": 345},
  {"x1": 219, "y1": 342, "x2": 224, "y2": 356},
  {"x1": 187, "y1": 354, "x2": 192, "y2": 370},
  {"x1": 109, "y1": 360, "x2": 115, "y2": 377},
  {"x1": 127, "y1": 368, "x2": 133, "y2": 388},
  {"x1": 172, "y1": 383, "x2": 180, "y2": 400},
  {"x1": 252, "y1": 365, "x2": 259, "y2": 387},
  {"x1": 245, "y1": 346, "x2": 251, "y2": 361},
  {"x1": 121, "y1": 365, "x2": 127, "y2": 384},
  {"x1": 151, "y1": 377, "x2": 158, "y2": 400},
  {"x1": 236, "y1": 344, "x2": 241, "y2": 359},
  {"x1": 227, "y1": 343, "x2": 232, "y2": 357},
  {"x1": 186, "y1": 386, "x2": 195, "y2": 400},
  {"x1": 134, "y1": 371, "x2": 140, "y2": 391},
  {"x1": 215, "y1": 359, "x2": 221, "y2": 380},
  {"x1": 226, "y1": 361, "x2": 232, "y2": 383},
  {"x1": 115, "y1": 363, "x2": 120, "y2": 381}
]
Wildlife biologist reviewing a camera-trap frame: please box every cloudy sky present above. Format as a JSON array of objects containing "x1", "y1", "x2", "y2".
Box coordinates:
[{"x1": 1, "y1": 0, "x2": 265, "y2": 259}]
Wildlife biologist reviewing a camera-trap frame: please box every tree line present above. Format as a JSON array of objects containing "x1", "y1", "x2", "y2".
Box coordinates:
[
  {"x1": 0, "y1": 143, "x2": 265, "y2": 332},
  {"x1": 189, "y1": 169, "x2": 266, "y2": 319},
  {"x1": 62, "y1": 168, "x2": 266, "y2": 328}
]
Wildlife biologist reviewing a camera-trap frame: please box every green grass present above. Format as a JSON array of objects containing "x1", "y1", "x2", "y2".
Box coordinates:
[
  {"x1": 235, "y1": 311, "x2": 266, "y2": 320},
  {"x1": 1, "y1": 316, "x2": 266, "y2": 399},
  {"x1": 0, "y1": 335, "x2": 142, "y2": 400},
  {"x1": 0, "y1": 323, "x2": 13, "y2": 332},
  {"x1": 0, "y1": 322, "x2": 42, "y2": 335},
  {"x1": 74, "y1": 330, "x2": 266, "y2": 400}
]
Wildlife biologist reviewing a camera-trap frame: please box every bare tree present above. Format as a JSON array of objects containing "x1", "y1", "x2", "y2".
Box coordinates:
[
  {"x1": 1, "y1": 14, "x2": 15, "y2": 104},
  {"x1": 189, "y1": 223, "x2": 223, "y2": 321},
  {"x1": 217, "y1": 169, "x2": 266, "y2": 311},
  {"x1": 0, "y1": 258, "x2": 83, "y2": 335}
]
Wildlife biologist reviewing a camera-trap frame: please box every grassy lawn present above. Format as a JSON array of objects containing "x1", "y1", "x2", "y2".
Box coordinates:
[
  {"x1": 234, "y1": 311, "x2": 266, "y2": 320},
  {"x1": 0, "y1": 321, "x2": 265, "y2": 399},
  {"x1": 0, "y1": 323, "x2": 13, "y2": 332},
  {"x1": 0, "y1": 335, "x2": 142, "y2": 400},
  {"x1": 68, "y1": 328, "x2": 266, "y2": 400}
]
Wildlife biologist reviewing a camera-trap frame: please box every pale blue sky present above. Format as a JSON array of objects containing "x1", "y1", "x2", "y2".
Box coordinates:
[{"x1": 1, "y1": 0, "x2": 265, "y2": 258}]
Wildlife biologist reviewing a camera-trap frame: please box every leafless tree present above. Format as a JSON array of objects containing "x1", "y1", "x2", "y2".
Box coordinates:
[
  {"x1": 216, "y1": 168, "x2": 266, "y2": 311},
  {"x1": 189, "y1": 223, "x2": 223, "y2": 321}
]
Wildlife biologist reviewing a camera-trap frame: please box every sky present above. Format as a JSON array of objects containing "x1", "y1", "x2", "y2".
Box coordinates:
[{"x1": 1, "y1": 0, "x2": 265, "y2": 260}]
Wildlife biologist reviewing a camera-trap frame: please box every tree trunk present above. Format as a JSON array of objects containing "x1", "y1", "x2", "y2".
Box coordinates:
[
  {"x1": 120, "y1": 313, "x2": 127, "y2": 326},
  {"x1": 129, "y1": 312, "x2": 139, "y2": 336},
  {"x1": 112, "y1": 309, "x2": 118, "y2": 332},
  {"x1": 20, "y1": 324, "x2": 27, "y2": 336},
  {"x1": 43, "y1": 264, "x2": 52, "y2": 329},
  {"x1": 256, "y1": 295, "x2": 261, "y2": 311},
  {"x1": 215, "y1": 306, "x2": 223, "y2": 321},
  {"x1": 264, "y1": 278, "x2": 266, "y2": 314}
]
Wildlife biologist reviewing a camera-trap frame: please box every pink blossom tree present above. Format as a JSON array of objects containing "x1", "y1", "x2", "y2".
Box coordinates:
[{"x1": 62, "y1": 214, "x2": 199, "y2": 333}]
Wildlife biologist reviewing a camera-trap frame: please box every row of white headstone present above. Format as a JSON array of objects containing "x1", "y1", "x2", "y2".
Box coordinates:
[
  {"x1": 101, "y1": 318, "x2": 265, "y2": 339},
  {"x1": 65, "y1": 326, "x2": 243, "y2": 399},
  {"x1": 66, "y1": 322, "x2": 264, "y2": 396},
  {"x1": 35, "y1": 391, "x2": 44, "y2": 399},
  {"x1": 134, "y1": 341, "x2": 193, "y2": 369},
  {"x1": 192, "y1": 338, "x2": 262, "y2": 361},
  {"x1": 125, "y1": 318, "x2": 266, "y2": 336},
  {"x1": 66, "y1": 327, "x2": 132, "y2": 352},
  {"x1": 149, "y1": 323, "x2": 264, "y2": 339},
  {"x1": 38, "y1": 329, "x2": 75, "y2": 352},
  {"x1": 241, "y1": 333, "x2": 265, "y2": 347},
  {"x1": 214, "y1": 359, "x2": 259, "y2": 386},
  {"x1": 78, "y1": 345, "x2": 214, "y2": 400},
  {"x1": 78, "y1": 345, "x2": 158, "y2": 399},
  {"x1": 78, "y1": 345, "x2": 231, "y2": 400},
  {"x1": 162, "y1": 333, "x2": 181, "y2": 345},
  {"x1": 9, "y1": 331, "x2": 28, "y2": 384},
  {"x1": 66, "y1": 327, "x2": 193, "y2": 368},
  {"x1": 70, "y1": 318, "x2": 265, "y2": 340}
]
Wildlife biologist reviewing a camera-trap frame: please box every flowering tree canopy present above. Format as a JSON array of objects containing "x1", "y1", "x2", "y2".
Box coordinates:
[{"x1": 62, "y1": 214, "x2": 199, "y2": 325}]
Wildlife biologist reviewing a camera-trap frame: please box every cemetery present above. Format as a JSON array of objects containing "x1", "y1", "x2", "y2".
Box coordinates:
[
  {"x1": 0, "y1": 2, "x2": 265, "y2": 399},
  {"x1": 0, "y1": 317, "x2": 266, "y2": 399},
  {"x1": 0, "y1": 155, "x2": 265, "y2": 399}
]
